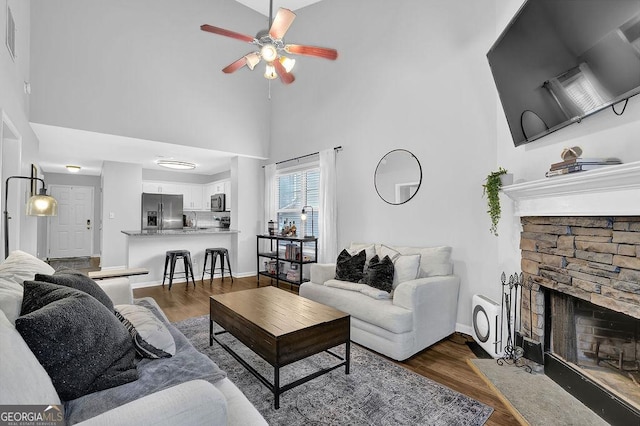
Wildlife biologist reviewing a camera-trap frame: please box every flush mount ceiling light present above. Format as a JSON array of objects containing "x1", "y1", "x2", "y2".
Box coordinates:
[
  {"x1": 66, "y1": 165, "x2": 81, "y2": 173},
  {"x1": 156, "y1": 160, "x2": 196, "y2": 170},
  {"x1": 200, "y1": 0, "x2": 338, "y2": 85}
]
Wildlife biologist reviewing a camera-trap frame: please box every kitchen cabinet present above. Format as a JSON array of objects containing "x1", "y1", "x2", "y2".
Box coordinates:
[
  {"x1": 142, "y1": 182, "x2": 181, "y2": 194},
  {"x1": 142, "y1": 180, "x2": 229, "y2": 211},
  {"x1": 223, "y1": 180, "x2": 231, "y2": 211},
  {"x1": 182, "y1": 184, "x2": 203, "y2": 210}
]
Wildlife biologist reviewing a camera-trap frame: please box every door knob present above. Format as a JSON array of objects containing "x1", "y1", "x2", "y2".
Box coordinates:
[{"x1": 87, "y1": 219, "x2": 91, "y2": 230}]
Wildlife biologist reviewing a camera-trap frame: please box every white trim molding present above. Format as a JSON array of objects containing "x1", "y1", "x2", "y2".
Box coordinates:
[{"x1": 502, "y1": 161, "x2": 640, "y2": 217}]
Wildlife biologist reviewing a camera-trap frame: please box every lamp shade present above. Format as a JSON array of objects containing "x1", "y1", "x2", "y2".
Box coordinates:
[{"x1": 26, "y1": 190, "x2": 57, "y2": 216}]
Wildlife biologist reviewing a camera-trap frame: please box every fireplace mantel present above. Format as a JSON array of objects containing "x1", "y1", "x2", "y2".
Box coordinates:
[{"x1": 502, "y1": 161, "x2": 640, "y2": 217}]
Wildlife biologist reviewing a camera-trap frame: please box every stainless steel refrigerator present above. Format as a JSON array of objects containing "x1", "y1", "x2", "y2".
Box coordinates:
[{"x1": 141, "y1": 193, "x2": 184, "y2": 231}]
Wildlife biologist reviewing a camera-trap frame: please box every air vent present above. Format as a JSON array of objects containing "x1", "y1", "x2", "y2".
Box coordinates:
[{"x1": 5, "y1": 4, "x2": 16, "y2": 60}]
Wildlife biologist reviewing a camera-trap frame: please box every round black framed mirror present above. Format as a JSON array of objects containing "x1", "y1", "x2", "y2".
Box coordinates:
[{"x1": 374, "y1": 149, "x2": 422, "y2": 205}]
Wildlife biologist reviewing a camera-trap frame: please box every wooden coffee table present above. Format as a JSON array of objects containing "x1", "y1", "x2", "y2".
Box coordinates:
[{"x1": 210, "y1": 286, "x2": 350, "y2": 409}]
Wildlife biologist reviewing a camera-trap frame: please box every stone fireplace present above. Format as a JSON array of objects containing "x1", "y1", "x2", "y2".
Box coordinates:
[{"x1": 503, "y1": 162, "x2": 640, "y2": 425}]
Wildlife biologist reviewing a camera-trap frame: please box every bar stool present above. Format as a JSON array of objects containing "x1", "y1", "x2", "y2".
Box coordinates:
[
  {"x1": 162, "y1": 249, "x2": 196, "y2": 290},
  {"x1": 202, "y1": 247, "x2": 233, "y2": 284}
]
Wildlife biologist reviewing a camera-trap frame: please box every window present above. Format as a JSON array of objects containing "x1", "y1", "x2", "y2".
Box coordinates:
[
  {"x1": 6, "y1": 4, "x2": 15, "y2": 60},
  {"x1": 275, "y1": 165, "x2": 319, "y2": 237}
]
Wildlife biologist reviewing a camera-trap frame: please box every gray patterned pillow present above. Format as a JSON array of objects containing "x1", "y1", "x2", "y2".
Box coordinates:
[
  {"x1": 335, "y1": 249, "x2": 366, "y2": 283},
  {"x1": 16, "y1": 281, "x2": 138, "y2": 401},
  {"x1": 35, "y1": 271, "x2": 113, "y2": 312},
  {"x1": 359, "y1": 255, "x2": 394, "y2": 293}
]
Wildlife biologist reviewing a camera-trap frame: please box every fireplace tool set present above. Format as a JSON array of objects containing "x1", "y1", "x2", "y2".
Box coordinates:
[{"x1": 497, "y1": 271, "x2": 533, "y2": 373}]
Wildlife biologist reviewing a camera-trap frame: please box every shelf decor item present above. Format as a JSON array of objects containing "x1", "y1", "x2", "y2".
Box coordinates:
[{"x1": 482, "y1": 167, "x2": 510, "y2": 236}]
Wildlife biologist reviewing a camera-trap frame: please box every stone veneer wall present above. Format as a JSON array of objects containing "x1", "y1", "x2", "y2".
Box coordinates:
[{"x1": 519, "y1": 216, "x2": 640, "y2": 343}]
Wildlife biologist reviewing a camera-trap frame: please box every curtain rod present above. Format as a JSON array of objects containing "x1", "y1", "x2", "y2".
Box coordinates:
[{"x1": 263, "y1": 146, "x2": 343, "y2": 167}]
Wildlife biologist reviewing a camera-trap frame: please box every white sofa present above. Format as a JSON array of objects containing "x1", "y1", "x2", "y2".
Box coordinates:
[
  {"x1": 299, "y1": 243, "x2": 460, "y2": 361},
  {"x1": 0, "y1": 250, "x2": 266, "y2": 426}
]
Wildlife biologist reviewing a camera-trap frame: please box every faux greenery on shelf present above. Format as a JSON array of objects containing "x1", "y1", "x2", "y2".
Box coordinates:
[{"x1": 482, "y1": 167, "x2": 508, "y2": 236}]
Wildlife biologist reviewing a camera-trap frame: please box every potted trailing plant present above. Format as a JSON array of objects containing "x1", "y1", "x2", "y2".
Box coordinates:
[{"x1": 483, "y1": 167, "x2": 510, "y2": 236}]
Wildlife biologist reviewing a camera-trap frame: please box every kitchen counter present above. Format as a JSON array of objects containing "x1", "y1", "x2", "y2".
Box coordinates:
[
  {"x1": 122, "y1": 228, "x2": 239, "y2": 287},
  {"x1": 121, "y1": 228, "x2": 239, "y2": 236}
]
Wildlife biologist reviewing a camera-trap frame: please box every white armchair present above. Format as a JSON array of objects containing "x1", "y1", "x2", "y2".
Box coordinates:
[{"x1": 300, "y1": 244, "x2": 460, "y2": 361}]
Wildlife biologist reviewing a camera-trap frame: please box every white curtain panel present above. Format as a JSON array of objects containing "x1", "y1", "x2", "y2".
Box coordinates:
[
  {"x1": 319, "y1": 148, "x2": 337, "y2": 263},
  {"x1": 263, "y1": 163, "x2": 277, "y2": 233}
]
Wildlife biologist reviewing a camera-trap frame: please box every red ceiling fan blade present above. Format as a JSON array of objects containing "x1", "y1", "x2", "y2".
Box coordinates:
[
  {"x1": 222, "y1": 57, "x2": 248, "y2": 74},
  {"x1": 269, "y1": 8, "x2": 296, "y2": 40},
  {"x1": 285, "y1": 44, "x2": 338, "y2": 60},
  {"x1": 273, "y1": 60, "x2": 295, "y2": 85},
  {"x1": 200, "y1": 24, "x2": 255, "y2": 43}
]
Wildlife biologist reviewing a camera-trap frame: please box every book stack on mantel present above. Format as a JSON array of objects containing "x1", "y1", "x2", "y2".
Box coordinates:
[{"x1": 545, "y1": 157, "x2": 622, "y2": 177}]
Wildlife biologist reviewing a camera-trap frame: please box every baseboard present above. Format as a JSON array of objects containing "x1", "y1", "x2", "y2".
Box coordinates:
[
  {"x1": 129, "y1": 271, "x2": 257, "y2": 289},
  {"x1": 456, "y1": 322, "x2": 473, "y2": 337}
]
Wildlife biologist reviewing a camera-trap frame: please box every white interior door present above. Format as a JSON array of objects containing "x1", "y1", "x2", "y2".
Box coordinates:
[{"x1": 48, "y1": 185, "x2": 94, "y2": 258}]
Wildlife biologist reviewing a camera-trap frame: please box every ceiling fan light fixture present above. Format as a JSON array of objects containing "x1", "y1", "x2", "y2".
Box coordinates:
[
  {"x1": 279, "y1": 55, "x2": 295, "y2": 73},
  {"x1": 264, "y1": 63, "x2": 277, "y2": 80},
  {"x1": 245, "y1": 53, "x2": 260, "y2": 70},
  {"x1": 156, "y1": 160, "x2": 196, "y2": 170},
  {"x1": 260, "y1": 44, "x2": 278, "y2": 62}
]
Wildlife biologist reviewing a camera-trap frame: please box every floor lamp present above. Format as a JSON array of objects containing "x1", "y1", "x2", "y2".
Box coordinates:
[{"x1": 3, "y1": 176, "x2": 58, "y2": 259}]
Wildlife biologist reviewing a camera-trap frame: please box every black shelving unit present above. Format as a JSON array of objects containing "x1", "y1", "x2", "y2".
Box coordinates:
[{"x1": 256, "y1": 234, "x2": 318, "y2": 289}]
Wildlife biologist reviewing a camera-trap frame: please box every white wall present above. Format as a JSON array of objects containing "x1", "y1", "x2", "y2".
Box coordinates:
[
  {"x1": 231, "y1": 156, "x2": 262, "y2": 275},
  {"x1": 269, "y1": 0, "x2": 500, "y2": 332},
  {"x1": 101, "y1": 161, "x2": 142, "y2": 268},
  {"x1": 29, "y1": 0, "x2": 270, "y2": 159},
  {"x1": 0, "y1": 0, "x2": 42, "y2": 257}
]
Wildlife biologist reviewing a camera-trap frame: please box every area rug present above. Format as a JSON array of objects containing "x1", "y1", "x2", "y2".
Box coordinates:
[
  {"x1": 467, "y1": 359, "x2": 608, "y2": 426},
  {"x1": 174, "y1": 315, "x2": 494, "y2": 426}
]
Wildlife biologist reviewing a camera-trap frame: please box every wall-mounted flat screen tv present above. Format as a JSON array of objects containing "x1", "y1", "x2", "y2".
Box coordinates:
[{"x1": 488, "y1": 0, "x2": 640, "y2": 146}]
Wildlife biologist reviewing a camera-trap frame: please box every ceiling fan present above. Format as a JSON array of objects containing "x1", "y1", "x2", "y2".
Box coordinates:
[{"x1": 200, "y1": 0, "x2": 338, "y2": 85}]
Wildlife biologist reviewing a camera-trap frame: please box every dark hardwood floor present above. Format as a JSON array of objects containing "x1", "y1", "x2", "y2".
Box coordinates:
[{"x1": 133, "y1": 276, "x2": 520, "y2": 425}]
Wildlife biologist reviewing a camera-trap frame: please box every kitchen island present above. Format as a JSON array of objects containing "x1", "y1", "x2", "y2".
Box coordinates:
[{"x1": 121, "y1": 228, "x2": 239, "y2": 287}]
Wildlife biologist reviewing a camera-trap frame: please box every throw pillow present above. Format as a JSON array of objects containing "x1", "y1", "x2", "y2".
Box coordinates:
[
  {"x1": 377, "y1": 244, "x2": 401, "y2": 262},
  {"x1": 0, "y1": 310, "x2": 61, "y2": 405},
  {"x1": 359, "y1": 255, "x2": 394, "y2": 293},
  {"x1": 334, "y1": 249, "x2": 366, "y2": 283},
  {"x1": 115, "y1": 304, "x2": 176, "y2": 359},
  {"x1": 392, "y1": 254, "x2": 422, "y2": 289},
  {"x1": 0, "y1": 277, "x2": 23, "y2": 324},
  {"x1": 16, "y1": 281, "x2": 138, "y2": 401},
  {"x1": 348, "y1": 243, "x2": 376, "y2": 270},
  {"x1": 35, "y1": 271, "x2": 114, "y2": 312},
  {"x1": 0, "y1": 251, "x2": 56, "y2": 324},
  {"x1": 417, "y1": 246, "x2": 454, "y2": 277},
  {"x1": 0, "y1": 249, "x2": 55, "y2": 285}
]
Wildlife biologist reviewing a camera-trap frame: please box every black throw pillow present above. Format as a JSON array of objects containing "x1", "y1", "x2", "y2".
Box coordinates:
[
  {"x1": 334, "y1": 249, "x2": 366, "y2": 283},
  {"x1": 16, "y1": 281, "x2": 138, "y2": 401},
  {"x1": 360, "y1": 255, "x2": 394, "y2": 293},
  {"x1": 35, "y1": 271, "x2": 114, "y2": 312}
]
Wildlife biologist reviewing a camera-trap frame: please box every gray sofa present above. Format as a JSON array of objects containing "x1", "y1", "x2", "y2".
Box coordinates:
[
  {"x1": 0, "y1": 250, "x2": 266, "y2": 426},
  {"x1": 300, "y1": 243, "x2": 460, "y2": 361}
]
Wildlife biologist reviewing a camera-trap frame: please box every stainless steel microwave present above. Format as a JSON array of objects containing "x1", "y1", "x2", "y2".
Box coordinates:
[{"x1": 211, "y1": 193, "x2": 226, "y2": 212}]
